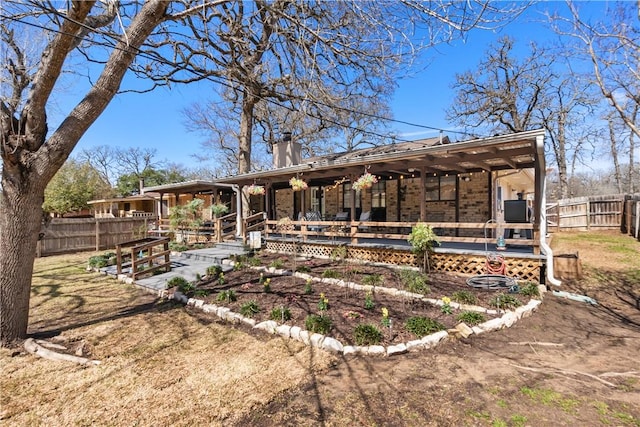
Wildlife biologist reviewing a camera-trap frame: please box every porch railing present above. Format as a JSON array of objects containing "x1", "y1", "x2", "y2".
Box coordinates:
[
  {"x1": 154, "y1": 212, "x2": 237, "y2": 243},
  {"x1": 263, "y1": 219, "x2": 536, "y2": 249},
  {"x1": 243, "y1": 212, "x2": 267, "y2": 244}
]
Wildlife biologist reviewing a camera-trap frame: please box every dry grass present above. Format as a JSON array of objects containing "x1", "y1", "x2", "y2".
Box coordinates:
[{"x1": 1, "y1": 252, "x2": 334, "y2": 426}]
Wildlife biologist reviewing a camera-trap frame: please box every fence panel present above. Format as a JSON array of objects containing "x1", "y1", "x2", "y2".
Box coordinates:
[
  {"x1": 547, "y1": 194, "x2": 626, "y2": 231},
  {"x1": 37, "y1": 217, "x2": 153, "y2": 257}
]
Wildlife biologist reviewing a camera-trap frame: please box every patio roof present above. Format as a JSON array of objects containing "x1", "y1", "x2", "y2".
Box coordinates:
[
  {"x1": 88, "y1": 194, "x2": 160, "y2": 204},
  {"x1": 142, "y1": 180, "x2": 219, "y2": 195},
  {"x1": 216, "y1": 129, "x2": 546, "y2": 187}
]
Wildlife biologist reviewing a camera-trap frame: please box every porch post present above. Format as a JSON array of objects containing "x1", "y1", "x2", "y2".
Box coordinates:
[
  {"x1": 350, "y1": 174, "x2": 357, "y2": 244},
  {"x1": 265, "y1": 182, "x2": 272, "y2": 220},
  {"x1": 419, "y1": 167, "x2": 426, "y2": 221}
]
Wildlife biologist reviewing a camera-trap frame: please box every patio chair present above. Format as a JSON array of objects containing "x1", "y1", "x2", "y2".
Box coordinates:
[
  {"x1": 305, "y1": 211, "x2": 325, "y2": 232},
  {"x1": 357, "y1": 211, "x2": 371, "y2": 232},
  {"x1": 334, "y1": 211, "x2": 349, "y2": 221}
]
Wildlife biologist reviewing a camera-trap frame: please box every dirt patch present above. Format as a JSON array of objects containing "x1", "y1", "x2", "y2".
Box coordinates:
[{"x1": 179, "y1": 252, "x2": 531, "y2": 347}]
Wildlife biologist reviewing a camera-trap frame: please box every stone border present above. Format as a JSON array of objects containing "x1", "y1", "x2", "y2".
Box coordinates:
[{"x1": 163, "y1": 260, "x2": 544, "y2": 357}]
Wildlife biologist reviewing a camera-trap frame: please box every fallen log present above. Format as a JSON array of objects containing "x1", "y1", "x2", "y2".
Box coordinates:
[{"x1": 24, "y1": 338, "x2": 100, "y2": 366}]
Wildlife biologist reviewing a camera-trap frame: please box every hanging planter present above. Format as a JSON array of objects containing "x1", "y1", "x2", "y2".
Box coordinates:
[
  {"x1": 289, "y1": 177, "x2": 308, "y2": 192},
  {"x1": 247, "y1": 184, "x2": 265, "y2": 196},
  {"x1": 352, "y1": 172, "x2": 378, "y2": 192}
]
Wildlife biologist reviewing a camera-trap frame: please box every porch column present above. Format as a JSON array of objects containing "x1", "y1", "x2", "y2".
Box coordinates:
[
  {"x1": 265, "y1": 182, "x2": 272, "y2": 220},
  {"x1": 419, "y1": 167, "x2": 426, "y2": 221},
  {"x1": 350, "y1": 174, "x2": 357, "y2": 244}
]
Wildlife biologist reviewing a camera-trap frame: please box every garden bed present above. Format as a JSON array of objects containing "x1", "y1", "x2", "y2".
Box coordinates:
[{"x1": 169, "y1": 251, "x2": 539, "y2": 348}]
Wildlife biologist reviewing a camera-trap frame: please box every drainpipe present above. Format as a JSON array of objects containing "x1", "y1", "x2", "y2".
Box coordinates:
[{"x1": 536, "y1": 136, "x2": 562, "y2": 286}]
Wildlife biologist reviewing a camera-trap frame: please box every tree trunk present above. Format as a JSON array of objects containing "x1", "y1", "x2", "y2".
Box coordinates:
[
  {"x1": 0, "y1": 174, "x2": 46, "y2": 346},
  {"x1": 238, "y1": 90, "x2": 257, "y2": 218},
  {"x1": 608, "y1": 118, "x2": 623, "y2": 194},
  {"x1": 555, "y1": 114, "x2": 569, "y2": 198}
]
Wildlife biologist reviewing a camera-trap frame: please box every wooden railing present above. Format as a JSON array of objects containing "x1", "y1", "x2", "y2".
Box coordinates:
[
  {"x1": 116, "y1": 237, "x2": 171, "y2": 280},
  {"x1": 264, "y1": 219, "x2": 536, "y2": 248},
  {"x1": 154, "y1": 213, "x2": 238, "y2": 243}
]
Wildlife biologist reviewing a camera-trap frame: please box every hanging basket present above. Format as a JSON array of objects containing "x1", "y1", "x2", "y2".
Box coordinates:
[
  {"x1": 352, "y1": 172, "x2": 378, "y2": 192},
  {"x1": 289, "y1": 177, "x2": 308, "y2": 192},
  {"x1": 247, "y1": 184, "x2": 265, "y2": 196}
]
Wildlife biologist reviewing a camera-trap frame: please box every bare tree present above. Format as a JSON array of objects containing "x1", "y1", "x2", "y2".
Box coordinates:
[
  {"x1": 549, "y1": 1, "x2": 639, "y2": 192},
  {"x1": 76, "y1": 145, "x2": 117, "y2": 187}
]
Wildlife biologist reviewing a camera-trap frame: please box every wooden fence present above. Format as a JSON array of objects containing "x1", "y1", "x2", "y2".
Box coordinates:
[
  {"x1": 36, "y1": 217, "x2": 155, "y2": 257},
  {"x1": 546, "y1": 193, "x2": 640, "y2": 240}
]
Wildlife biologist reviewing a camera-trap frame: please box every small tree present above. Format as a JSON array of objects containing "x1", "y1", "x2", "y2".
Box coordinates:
[
  {"x1": 210, "y1": 203, "x2": 229, "y2": 219},
  {"x1": 408, "y1": 223, "x2": 440, "y2": 273}
]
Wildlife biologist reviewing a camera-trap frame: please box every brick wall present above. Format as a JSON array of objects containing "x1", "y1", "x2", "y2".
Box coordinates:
[{"x1": 458, "y1": 173, "x2": 490, "y2": 236}]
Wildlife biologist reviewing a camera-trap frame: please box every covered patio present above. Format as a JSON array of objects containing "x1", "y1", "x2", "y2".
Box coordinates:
[{"x1": 215, "y1": 129, "x2": 556, "y2": 284}]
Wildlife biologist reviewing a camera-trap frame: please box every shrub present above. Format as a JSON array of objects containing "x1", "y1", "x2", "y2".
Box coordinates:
[
  {"x1": 240, "y1": 301, "x2": 260, "y2": 317},
  {"x1": 519, "y1": 282, "x2": 540, "y2": 297},
  {"x1": 364, "y1": 291, "x2": 375, "y2": 310},
  {"x1": 206, "y1": 265, "x2": 223, "y2": 278},
  {"x1": 399, "y1": 269, "x2": 430, "y2": 295},
  {"x1": 353, "y1": 324, "x2": 383, "y2": 345},
  {"x1": 489, "y1": 294, "x2": 522, "y2": 310},
  {"x1": 233, "y1": 262, "x2": 245, "y2": 271},
  {"x1": 269, "y1": 259, "x2": 285, "y2": 269},
  {"x1": 295, "y1": 265, "x2": 311, "y2": 273},
  {"x1": 270, "y1": 306, "x2": 292, "y2": 322},
  {"x1": 88, "y1": 255, "x2": 108, "y2": 268},
  {"x1": 362, "y1": 274, "x2": 383, "y2": 287},
  {"x1": 167, "y1": 276, "x2": 190, "y2": 289},
  {"x1": 216, "y1": 289, "x2": 237, "y2": 303},
  {"x1": 305, "y1": 314, "x2": 332, "y2": 334},
  {"x1": 322, "y1": 269, "x2": 341, "y2": 279},
  {"x1": 304, "y1": 279, "x2": 313, "y2": 295},
  {"x1": 194, "y1": 289, "x2": 209, "y2": 298},
  {"x1": 451, "y1": 290, "x2": 477, "y2": 305},
  {"x1": 405, "y1": 316, "x2": 446, "y2": 337},
  {"x1": 169, "y1": 241, "x2": 188, "y2": 252},
  {"x1": 456, "y1": 311, "x2": 486, "y2": 325}
]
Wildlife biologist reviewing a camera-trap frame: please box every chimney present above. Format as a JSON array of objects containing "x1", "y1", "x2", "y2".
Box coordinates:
[
  {"x1": 139, "y1": 177, "x2": 145, "y2": 195},
  {"x1": 273, "y1": 132, "x2": 301, "y2": 168}
]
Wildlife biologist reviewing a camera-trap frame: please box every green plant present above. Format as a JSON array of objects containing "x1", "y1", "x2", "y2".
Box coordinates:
[
  {"x1": 195, "y1": 273, "x2": 202, "y2": 282},
  {"x1": 405, "y1": 316, "x2": 446, "y2": 337},
  {"x1": 305, "y1": 314, "x2": 332, "y2": 334},
  {"x1": 364, "y1": 291, "x2": 375, "y2": 310},
  {"x1": 381, "y1": 307, "x2": 391, "y2": 328},
  {"x1": 399, "y1": 269, "x2": 430, "y2": 295},
  {"x1": 240, "y1": 300, "x2": 260, "y2": 317},
  {"x1": 248, "y1": 256, "x2": 262, "y2": 267},
  {"x1": 263, "y1": 278, "x2": 272, "y2": 293},
  {"x1": 88, "y1": 255, "x2": 108, "y2": 268},
  {"x1": 330, "y1": 245, "x2": 347, "y2": 262},
  {"x1": 295, "y1": 265, "x2": 311, "y2": 273},
  {"x1": 270, "y1": 306, "x2": 292, "y2": 322},
  {"x1": 519, "y1": 282, "x2": 540, "y2": 297},
  {"x1": 318, "y1": 293, "x2": 329, "y2": 311},
  {"x1": 218, "y1": 272, "x2": 225, "y2": 286},
  {"x1": 321, "y1": 269, "x2": 340, "y2": 279},
  {"x1": 408, "y1": 222, "x2": 440, "y2": 273},
  {"x1": 456, "y1": 311, "x2": 486, "y2": 325},
  {"x1": 207, "y1": 265, "x2": 223, "y2": 278},
  {"x1": 353, "y1": 324, "x2": 383, "y2": 345},
  {"x1": 269, "y1": 259, "x2": 285, "y2": 269},
  {"x1": 489, "y1": 293, "x2": 522, "y2": 310},
  {"x1": 168, "y1": 241, "x2": 188, "y2": 252},
  {"x1": 362, "y1": 273, "x2": 383, "y2": 288},
  {"x1": 210, "y1": 203, "x2": 229, "y2": 218},
  {"x1": 167, "y1": 276, "x2": 190, "y2": 289},
  {"x1": 216, "y1": 289, "x2": 236, "y2": 303},
  {"x1": 194, "y1": 289, "x2": 209, "y2": 297},
  {"x1": 451, "y1": 290, "x2": 477, "y2": 305},
  {"x1": 441, "y1": 296, "x2": 453, "y2": 314},
  {"x1": 233, "y1": 262, "x2": 245, "y2": 271},
  {"x1": 304, "y1": 279, "x2": 313, "y2": 295}
]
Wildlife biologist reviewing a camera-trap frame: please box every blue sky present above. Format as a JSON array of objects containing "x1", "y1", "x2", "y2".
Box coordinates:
[{"x1": 61, "y1": 1, "x2": 604, "y2": 171}]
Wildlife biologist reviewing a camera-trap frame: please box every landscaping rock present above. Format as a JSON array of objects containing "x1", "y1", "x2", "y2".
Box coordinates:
[
  {"x1": 476, "y1": 317, "x2": 505, "y2": 333},
  {"x1": 421, "y1": 331, "x2": 448, "y2": 349},
  {"x1": 241, "y1": 317, "x2": 256, "y2": 327},
  {"x1": 254, "y1": 320, "x2": 278, "y2": 334},
  {"x1": 342, "y1": 345, "x2": 358, "y2": 355},
  {"x1": 454, "y1": 322, "x2": 474, "y2": 338},
  {"x1": 310, "y1": 333, "x2": 325, "y2": 348},
  {"x1": 321, "y1": 337, "x2": 344, "y2": 353},
  {"x1": 365, "y1": 345, "x2": 386, "y2": 356},
  {"x1": 405, "y1": 339, "x2": 424, "y2": 352},
  {"x1": 386, "y1": 343, "x2": 407, "y2": 356},
  {"x1": 276, "y1": 324, "x2": 291, "y2": 338},
  {"x1": 299, "y1": 330, "x2": 311, "y2": 345}
]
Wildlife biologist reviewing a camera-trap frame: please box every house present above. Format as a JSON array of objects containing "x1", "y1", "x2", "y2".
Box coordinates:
[
  {"x1": 88, "y1": 194, "x2": 160, "y2": 218},
  {"x1": 144, "y1": 129, "x2": 559, "y2": 285}
]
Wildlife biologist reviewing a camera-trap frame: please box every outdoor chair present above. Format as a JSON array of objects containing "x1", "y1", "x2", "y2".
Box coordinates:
[
  {"x1": 357, "y1": 211, "x2": 371, "y2": 232},
  {"x1": 305, "y1": 211, "x2": 326, "y2": 232}
]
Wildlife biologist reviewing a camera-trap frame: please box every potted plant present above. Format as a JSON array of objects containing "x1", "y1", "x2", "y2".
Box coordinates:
[
  {"x1": 289, "y1": 177, "x2": 308, "y2": 192},
  {"x1": 352, "y1": 172, "x2": 378, "y2": 192},
  {"x1": 247, "y1": 184, "x2": 265, "y2": 196}
]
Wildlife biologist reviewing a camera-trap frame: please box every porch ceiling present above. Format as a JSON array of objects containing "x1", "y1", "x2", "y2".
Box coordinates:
[{"x1": 217, "y1": 129, "x2": 544, "y2": 187}]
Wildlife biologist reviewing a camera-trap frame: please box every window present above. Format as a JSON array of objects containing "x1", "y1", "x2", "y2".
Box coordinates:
[
  {"x1": 425, "y1": 175, "x2": 456, "y2": 201},
  {"x1": 343, "y1": 184, "x2": 361, "y2": 209},
  {"x1": 371, "y1": 181, "x2": 386, "y2": 208}
]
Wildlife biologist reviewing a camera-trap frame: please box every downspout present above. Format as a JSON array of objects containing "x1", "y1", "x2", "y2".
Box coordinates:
[{"x1": 536, "y1": 134, "x2": 562, "y2": 286}]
